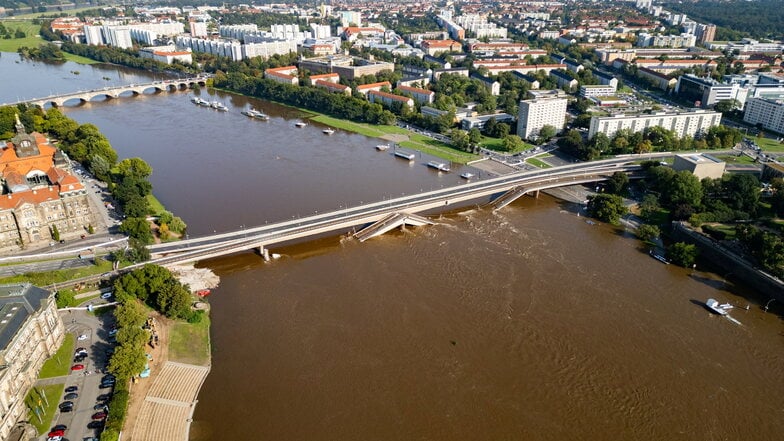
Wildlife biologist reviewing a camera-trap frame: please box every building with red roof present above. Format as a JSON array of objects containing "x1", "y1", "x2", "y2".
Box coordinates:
[{"x1": 0, "y1": 116, "x2": 96, "y2": 250}]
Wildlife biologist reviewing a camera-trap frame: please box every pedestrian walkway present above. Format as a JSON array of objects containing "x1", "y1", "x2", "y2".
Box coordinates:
[{"x1": 130, "y1": 362, "x2": 210, "y2": 441}]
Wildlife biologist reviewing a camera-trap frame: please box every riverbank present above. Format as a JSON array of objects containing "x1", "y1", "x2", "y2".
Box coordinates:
[
  {"x1": 0, "y1": 21, "x2": 98, "y2": 64},
  {"x1": 212, "y1": 86, "x2": 479, "y2": 164},
  {"x1": 120, "y1": 264, "x2": 216, "y2": 439}
]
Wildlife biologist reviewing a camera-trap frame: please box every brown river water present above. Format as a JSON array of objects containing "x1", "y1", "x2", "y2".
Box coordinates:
[{"x1": 2, "y1": 56, "x2": 781, "y2": 440}]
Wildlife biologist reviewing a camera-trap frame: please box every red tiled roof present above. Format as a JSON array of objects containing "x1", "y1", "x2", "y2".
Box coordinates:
[
  {"x1": 315, "y1": 80, "x2": 349, "y2": 91},
  {"x1": 357, "y1": 81, "x2": 391, "y2": 90},
  {"x1": 397, "y1": 85, "x2": 433, "y2": 96}
]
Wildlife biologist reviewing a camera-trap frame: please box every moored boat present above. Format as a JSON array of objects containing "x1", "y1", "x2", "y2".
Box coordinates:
[
  {"x1": 460, "y1": 172, "x2": 475, "y2": 179},
  {"x1": 323, "y1": 128, "x2": 335, "y2": 135},
  {"x1": 215, "y1": 103, "x2": 228, "y2": 112},
  {"x1": 376, "y1": 144, "x2": 390, "y2": 151},
  {"x1": 705, "y1": 298, "x2": 731, "y2": 315},
  {"x1": 295, "y1": 121, "x2": 307, "y2": 128},
  {"x1": 394, "y1": 150, "x2": 415, "y2": 161},
  {"x1": 649, "y1": 250, "x2": 670, "y2": 264},
  {"x1": 427, "y1": 161, "x2": 450, "y2": 172}
]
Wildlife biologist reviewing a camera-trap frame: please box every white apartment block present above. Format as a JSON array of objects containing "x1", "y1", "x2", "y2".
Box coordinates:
[
  {"x1": 220, "y1": 24, "x2": 258, "y2": 40},
  {"x1": 588, "y1": 110, "x2": 722, "y2": 139},
  {"x1": 0, "y1": 284, "x2": 64, "y2": 440},
  {"x1": 189, "y1": 21, "x2": 208, "y2": 37},
  {"x1": 175, "y1": 36, "x2": 242, "y2": 61},
  {"x1": 242, "y1": 40, "x2": 298, "y2": 59},
  {"x1": 103, "y1": 26, "x2": 132, "y2": 49},
  {"x1": 517, "y1": 92, "x2": 568, "y2": 140},
  {"x1": 580, "y1": 84, "x2": 618, "y2": 98},
  {"x1": 83, "y1": 25, "x2": 104, "y2": 45},
  {"x1": 310, "y1": 23, "x2": 331, "y2": 39},
  {"x1": 743, "y1": 98, "x2": 784, "y2": 135},
  {"x1": 637, "y1": 32, "x2": 696, "y2": 48}
]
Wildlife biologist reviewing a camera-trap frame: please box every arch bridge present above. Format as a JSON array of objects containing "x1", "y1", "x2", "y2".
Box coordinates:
[{"x1": 1, "y1": 76, "x2": 212, "y2": 108}]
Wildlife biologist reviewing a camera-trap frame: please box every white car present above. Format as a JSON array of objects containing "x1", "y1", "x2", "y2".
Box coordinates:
[
  {"x1": 77, "y1": 334, "x2": 88, "y2": 341},
  {"x1": 100, "y1": 292, "x2": 112, "y2": 299}
]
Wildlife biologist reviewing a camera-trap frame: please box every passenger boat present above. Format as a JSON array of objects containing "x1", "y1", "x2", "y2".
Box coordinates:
[
  {"x1": 190, "y1": 96, "x2": 200, "y2": 104},
  {"x1": 394, "y1": 150, "x2": 415, "y2": 161},
  {"x1": 210, "y1": 101, "x2": 220, "y2": 109},
  {"x1": 376, "y1": 144, "x2": 390, "y2": 151},
  {"x1": 196, "y1": 98, "x2": 210, "y2": 107},
  {"x1": 649, "y1": 250, "x2": 670, "y2": 264},
  {"x1": 322, "y1": 128, "x2": 335, "y2": 135},
  {"x1": 295, "y1": 121, "x2": 307, "y2": 128},
  {"x1": 705, "y1": 298, "x2": 732, "y2": 315},
  {"x1": 460, "y1": 172, "x2": 475, "y2": 179},
  {"x1": 427, "y1": 161, "x2": 450, "y2": 172},
  {"x1": 215, "y1": 103, "x2": 228, "y2": 112},
  {"x1": 242, "y1": 108, "x2": 269, "y2": 120}
]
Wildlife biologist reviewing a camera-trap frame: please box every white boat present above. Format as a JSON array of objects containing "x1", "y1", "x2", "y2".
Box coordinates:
[
  {"x1": 376, "y1": 144, "x2": 390, "y2": 151},
  {"x1": 705, "y1": 298, "x2": 731, "y2": 315},
  {"x1": 243, "y1": 108, "x2": 269, "y2": 120},
  {"x1": 460, "y1": 172, "x2": 475, "y2": 179},
  {"x1": 210, "y1": 101, "x2": 220, "y2": 109},
  {"x1": 215, "y1": 103, "x2": 228, "y2": 112},
  {"x1": 427, "y1": 161, "x2": 450, "y2": 172},
  {"x1": 295, "y1": 122, "x2": 307, "y2": 128},
  {"x1": 322, "y1": 128, "x2": 335, "y2": 135},
  {"x1": 190, "y1": 96, "x2": 200, "y2": 104},
  {"x1": 196, "y1": 98, "x2": 210, "y2": 107},
  {"x1": 394, "y1": 150, "x2": 415, "y2": 161}
]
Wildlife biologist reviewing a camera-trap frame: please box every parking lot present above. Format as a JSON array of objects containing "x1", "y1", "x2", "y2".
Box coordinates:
[{"x1": 38, "y1": 306, "x2": 117, "y2": 441}]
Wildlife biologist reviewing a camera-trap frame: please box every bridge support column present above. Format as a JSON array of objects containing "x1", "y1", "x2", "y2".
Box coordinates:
[
  {"x1": 534, "y1": 190, "x2": 540, "y2": 199},
  {"x1": 257, "y1": 246, "x2": 270, "y2": 261}
]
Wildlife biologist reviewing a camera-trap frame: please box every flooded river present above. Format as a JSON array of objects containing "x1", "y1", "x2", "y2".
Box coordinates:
[{"x1": 2, "y1": 55, "x2": 782, "y2": 440}]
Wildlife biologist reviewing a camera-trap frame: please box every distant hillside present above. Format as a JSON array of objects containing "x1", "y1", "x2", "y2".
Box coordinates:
[{"x1": 663, "y1": 0, "x2": 784, "y2": 39}]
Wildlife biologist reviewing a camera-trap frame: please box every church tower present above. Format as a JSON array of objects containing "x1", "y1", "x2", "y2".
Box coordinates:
[{"x1": 10, "y1": 114, "x2": 40, "y2": 157}]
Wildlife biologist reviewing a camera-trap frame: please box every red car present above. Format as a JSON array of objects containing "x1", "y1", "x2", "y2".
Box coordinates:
[
  {"x1": 92, "y1": 412, "x2": 107, "y2": 420},
  {"x1": 48, "y1": 430, "x2": 65, "y2": 437},
  {"x1": 71, "y1": 364, "x2": 84, "y2": 371}
]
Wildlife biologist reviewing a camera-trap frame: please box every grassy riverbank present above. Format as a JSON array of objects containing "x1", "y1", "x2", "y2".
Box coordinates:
[
  {"x1": 169, "y1": 313, "x2": 211, "y2": 366},
  {"x1": 0, "y1": 20, "x2": 98, "y2": 64},
  {"x1": 214, "y1": 87, "x2": 479, "y2": 164}
]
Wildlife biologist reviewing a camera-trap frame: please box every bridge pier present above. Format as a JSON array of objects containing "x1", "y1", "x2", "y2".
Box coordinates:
[{"x1": 256, "y1": 245, "x2": 270, "y2": 261}]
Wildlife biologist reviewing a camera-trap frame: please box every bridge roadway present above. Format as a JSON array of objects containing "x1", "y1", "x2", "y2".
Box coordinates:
[
  {"x1": 147, "y1": 152, "x2": 674, "y2": 263},
  {"x1": 0, "y1": 75, "x2": 212, "y2": 108}
]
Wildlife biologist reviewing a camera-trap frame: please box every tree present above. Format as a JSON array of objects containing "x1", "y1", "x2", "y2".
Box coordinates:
[
  {"x1": 605, "y1": 172, "x2": 629, "y2": 195},
  {"x1": 714, "y1": 99, "x2": 740, "y2": 114},
  {"x1": 771, "y1": 178, "x2": 784, "y2": 217},
  {"x1": 55, "y1": 289, "x2": 75, "y2": 308},
  {"x1": 636, "y1": 224, "x2": 661, "y2": 242},
  {"x1": 169, "y1": 216, "x2": 187, "y2": 234},
  {"x1": 665, "y1": 171, "x2": 703, "y2": 211},
  {"x1": 116, "y1": 157, "x2": 152, "y2": 180},
  {"x1": 108, "y1": 341, "x2": 147, "y2": 380},
  {"x1": 537, "y1": 125, "x2": 556, "y2": 143},
  {"x1": 449, "y1": 129, "x2": 470, "y2": 151},
  {"x1": 667, "y1": 242, "x2": 698, "y2": 267},
  {"x1": 119, "y1": 218, "x2": 153, "y2": 244},
  {"x1": 502, "y1": 134, "x2": 525, "y2": 152},
  {"x1": 468, "y1": 128, "x2": 482, "y2": 146},
  {"x1": 639, "y1": 194, "x2": 661, "y2": 222},
  {"x1": 586, "y1": 193, "x2": 627, "y2": 224},
  {"x1": 50, "y1": 224, "x2": 60, "y2": 241},
  {"x1": 723, "y1": 173, "x2": 760, "y2": 216}
]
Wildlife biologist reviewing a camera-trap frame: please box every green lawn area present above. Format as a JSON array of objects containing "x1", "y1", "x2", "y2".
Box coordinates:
[
  {"x1": 526, "y1": 157, "x2": 552, "y2": 168},
  {"x1": 62, "y1": 52, "x2": 98, "y2": 64},
  {"x1": 26, "y1": 384, "x2": 64, "y2": 435},
  {"x1": 309, "y1": 114, "x2": 408, "y2": 137},
  {"x1": 754, "y1": 136, "x2": 784, "y2": 152},
  {"x1": 169, "y1": 314, "x2": 211, "y2": 366},
  {"x1": 13, "y1": 5, "x2": 99, "y2": 19},
  {"x1": 479, "y1": 135, "x2": 535, "y2": 154},
  {"x1": 0, "y1": 20, "x2": 43, "y2": 52},
  {"x1": 0, "y1": 259, "x2": 113, "y2": 286},
  {"x1": 39, "y1": 333, "x2": 74, "y2": 379},
  {"x1": 716, "y1": 154, "x2": 757, "y2": 164},
  {"x1": 146, "y1": 194, "x2": 167, "y2": 216}
]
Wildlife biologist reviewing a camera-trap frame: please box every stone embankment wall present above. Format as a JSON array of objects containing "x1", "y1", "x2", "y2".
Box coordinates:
[{"x1": 671, "y1": 222, "x2": 784, "y2": 302}]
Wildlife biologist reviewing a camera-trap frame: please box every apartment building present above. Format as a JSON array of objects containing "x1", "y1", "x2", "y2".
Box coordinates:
[
  {"x1": 743, "y1": 98, "x2": 784, "y2": 135},
  {"x1": 517, "y1": 91, "x2": 568, "y2": 140},
  {"x1": 588, "y1": 110, "x2": 722, "y2": 139}
]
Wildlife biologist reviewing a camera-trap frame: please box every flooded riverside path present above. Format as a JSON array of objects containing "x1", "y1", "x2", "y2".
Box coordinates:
[{"x1": 2, "y1": 55, "x2": 782, "y2": 440}]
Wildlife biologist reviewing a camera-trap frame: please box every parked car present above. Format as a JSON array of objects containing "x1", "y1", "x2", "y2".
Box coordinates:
[
  {"x1": 97, "y1": 393, "x2": 111, "y2": 401},
  {"x1": 75, "y1": 347, "x2": 87, "y2": 354},
  {"x1": 101, "y1": 374, "x2": 115, "y2": 382},
  {"x1": 74, "y1": 355, "x2": 87, "y2": 363},
  {"x1": 48, "y1": 429, "x2": 65, "y2": 437},
  {"x1": 87, "y1": 421, "x2": 104, "y2": 429},
  {"x1": 92, "y1": 412, "x2": 107, "y2": 420},
  {"x1": 59, "y1": 401, "x2": 73, "y2": 408},
  {"x1": 108, "y1": 328, "x2": 118, "y2": 336},
  {"x1": 51, "y1": 424, "x2": 67, "y2": 432},
  {"x1": 94, "y1": 403, "x2": 108, "y2": 411},
  {"x1": 65, "y1": 386, "x2": 78, "y2": 393},
  {"x1": 64, "y1": 392, "x2": 78, "y2": 400},
  {"x1": 77, "y1": 334, "x2": 88, "y2": 341},
  {"x1": 99, "y1": 382, "x2": 113, "y2": 389},
  {"x1": 100, "y1": 292, "x2": 112, "y2": 299},
  {"x1": 71, "y1": 364, "x2": 84, "y2": 371}
]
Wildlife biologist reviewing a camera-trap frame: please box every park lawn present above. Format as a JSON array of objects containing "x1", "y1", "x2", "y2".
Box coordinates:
[
  {"x1": 146, "y1": 194, "x2": 167, "y2": 216},
  {"x1": 716, "y1": 154, "x2": 757, "y2": 164},
  {"x1": 63, "y1": 52, "x2": 98, "y2": 64},
  {"x1": 401, "y1": 135, "x2": 478, "y2": 163},
  {"x1": 169, "y1": 315, "x2": 211, "y2": 366},
  {"x1": 310, "y1": 114, "x2": 408, "y2": 137},
  {"x1": 39, "y1": 333, "x2": 75, "y2": 379},
  {"x1": 0, "y1": 20, "x2": 43, "y2": 52},
  {"x1": 526, "y1": 157, "x2": 552, "y2": 168},
  {"x1": 14, "y1": 5, "x2": 99, "y2": 19},
  {"x1": 479, "y1": 136, "x2": 504, "y2": 151},
  {"x1": 754, "y1": 136, "x2": 784, "y2": 152},
  {"x1": 0, "y1": 259, "x2": 113, "y2": 286},
  {"x1": 27, "y1": 384, "x2": 65, "y2": 435}
]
